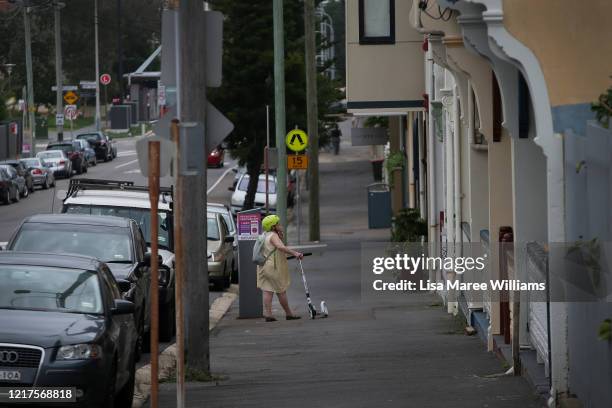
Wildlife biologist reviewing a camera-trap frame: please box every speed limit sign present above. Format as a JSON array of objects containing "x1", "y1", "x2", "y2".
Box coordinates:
[{"x1": 100, "y1": 73, "x2": 112, "y2": 86}]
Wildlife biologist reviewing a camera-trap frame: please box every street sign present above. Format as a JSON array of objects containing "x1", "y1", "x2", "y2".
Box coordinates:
[
  {"x1": 237, "y1": 211, "x2": 261, "y2": 241},
  {"x1": 64, "y1": 104, "x2": 78, "y2": 120},
  {"x1": 135, "y1": 134, "x2": 175, "y2": 177},
  {"x1": 288, "y1": 154, "x2": 308, "y2": 170},
  {"x1": 56, "y1": 114, "x2": 64, "y2": 127},
  {"x1": 286, "y1": 128, "x2": 308, "y2": 152},
  {"x1": 100, "y1": 73, "x2": 112, "y2": 86},
  {"x1": 63, "y1": 91, "x2": 79, "y2": 105},
  {"x1": 157, "y1": 83, "x2": 166, "y2": 106},
  {"x1": 351, "y1": 127, "x2": 389, "y2": 146}
]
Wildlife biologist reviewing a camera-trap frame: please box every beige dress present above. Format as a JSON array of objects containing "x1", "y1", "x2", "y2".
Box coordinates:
[{"x1": 256, "y1": 232, "x2": 290, "y2": 293}]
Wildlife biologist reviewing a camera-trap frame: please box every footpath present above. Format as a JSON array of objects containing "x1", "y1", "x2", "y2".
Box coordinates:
[{"x1": 156, "y1": 138, "x2": 543, "y2": 407}]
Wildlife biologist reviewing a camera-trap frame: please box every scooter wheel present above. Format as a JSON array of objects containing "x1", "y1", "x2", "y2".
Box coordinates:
[{"x1": 308, "y1": 304, "x2": 317, "y2": 319}]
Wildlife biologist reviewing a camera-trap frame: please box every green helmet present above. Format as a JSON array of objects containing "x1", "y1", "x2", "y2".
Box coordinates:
[{"x1": 262, "y1": 214, "x2": 280, "y2": 232}]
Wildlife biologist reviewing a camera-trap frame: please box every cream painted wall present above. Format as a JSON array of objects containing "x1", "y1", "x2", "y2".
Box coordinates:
[
  {"x1": 503, "y1": 0, "x2": 612, "y2": 107},
  {"x1": 346, "y1": 0, "x2": 425, "y2": 104}
]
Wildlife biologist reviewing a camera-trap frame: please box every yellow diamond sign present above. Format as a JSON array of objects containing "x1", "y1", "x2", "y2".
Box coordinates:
[
  {"x1": 285, "y1": 129, "x2": 308, "y2": 152},
  {"x1": 63, "y1": 91, "x2": 79, "y2": 105}
]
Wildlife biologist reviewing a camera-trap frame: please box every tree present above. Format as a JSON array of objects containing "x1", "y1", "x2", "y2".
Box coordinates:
[{"x1": 209, "y1": 0, "x2": 342, "y2": 210}]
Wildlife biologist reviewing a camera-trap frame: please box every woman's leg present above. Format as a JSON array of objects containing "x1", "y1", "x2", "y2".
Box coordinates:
[
  {"x1": 277, "y1": 291, "x2": 294, "y2": 316},
  {"x1": 263, "y1": 290, "x2": 274, "y2": 317}
]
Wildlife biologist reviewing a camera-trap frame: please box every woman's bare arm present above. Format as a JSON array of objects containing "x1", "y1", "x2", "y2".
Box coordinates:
[{"x1": 270, "y1": 233, "x2": 304, "y2": 259}]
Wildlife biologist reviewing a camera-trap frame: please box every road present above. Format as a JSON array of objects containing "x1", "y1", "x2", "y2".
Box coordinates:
[
  {"x1": 0, "y1": 135, "x2": 238, "y2": 367},
  {"x1": 0, "y1": 135, "x2": 237, "y2": 241}
]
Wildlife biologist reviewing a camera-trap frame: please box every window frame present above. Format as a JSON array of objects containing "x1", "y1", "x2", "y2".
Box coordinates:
[{"x1": 358, "y1": 0, "x2": 395, "y2": 45}]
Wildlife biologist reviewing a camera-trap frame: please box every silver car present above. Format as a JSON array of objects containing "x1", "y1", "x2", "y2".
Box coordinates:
[
  {"x1": 21, "y1": 157, "x2": 56, "y2": 189},
  {"x1": 36, "y1": 150, "x2": 72, "y2": 178},
  {"x1": 208, "y1": 203, "x2": 238, "y2": 283},
  {"x1": 207, "y1": 212, "x2": 234, "y2": 290}
]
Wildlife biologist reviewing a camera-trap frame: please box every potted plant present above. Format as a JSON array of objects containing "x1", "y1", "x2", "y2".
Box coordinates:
[{"x1": 385, "y1": 151, "x2": 405, "y2": 187}]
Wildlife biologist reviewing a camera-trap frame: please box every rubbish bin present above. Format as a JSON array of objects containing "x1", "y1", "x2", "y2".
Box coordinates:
[
  {"x1": 371, "y1": 159, "x2": 384, "y2": 181},
  {"x1": 367, "y1": 183, "x2": 392, "y2": 229},
  {"x1": 35, "y1": 117, "x2": 48, "y2": 140}
]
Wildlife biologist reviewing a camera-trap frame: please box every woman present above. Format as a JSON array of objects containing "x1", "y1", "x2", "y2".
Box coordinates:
[{"x1": 258, "y1": 215, "x2": 304, "y2": 322}]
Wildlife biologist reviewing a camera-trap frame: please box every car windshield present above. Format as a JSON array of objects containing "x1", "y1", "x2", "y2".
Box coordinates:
[
  {"x1": 22, "y1": 158, "x2": 40, "y2": 167},
  {"x1": 207, "y1": 218, "x2": 220, "y2": 241},
  {"x1": 238, "y1": 175, "x2": 276, "y2": 193},
  {"x1": 77, "y1": 133, "x2": 101, "y2": 141},
  {"x1": 38, "y1": 151, "x2": 62, "y2": 159},
  {"x1": 11, "y1": 223, "x2": 133, "y2": 263},
  {"x1": 64, "y1": 205, "x2": 173, "y2": 250},
  {"x1": 0, "y1": 265, "x2": 103, "y2": 315},
  {"x1": 48, "y1": 144, "x2": 73, "y2": 153}
]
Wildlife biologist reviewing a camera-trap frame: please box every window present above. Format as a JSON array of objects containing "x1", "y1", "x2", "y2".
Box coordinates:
[{"x1": 359, "y1": 0, "x2": 395, "y2": 44}]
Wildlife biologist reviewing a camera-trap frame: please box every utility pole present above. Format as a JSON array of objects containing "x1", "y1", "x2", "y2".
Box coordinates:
[
  {"x1": 305, "y1": 0, "x2": 320, "y2": 241},
  {"x1": 23, "y1": 2, "x2": 36, "y2": 152},
  {"x1": 273, "y1": 0, "x2": 288, "y2": 235},
  {"x1": 94, "y1": 0, "x2": 101, "y2": 130},
  {"x1": 178, "y1": 0, "x2": 209, "y2": 375},
  {"x1": 116, "y1": 0, "x2": 124, "y2": 99},
  {"x1": 54, "y1": 1, "x2": 64, "y2": 141}
]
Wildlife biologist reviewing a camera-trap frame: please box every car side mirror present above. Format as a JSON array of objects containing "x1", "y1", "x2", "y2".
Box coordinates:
[
  {"x1": 224, "y1": 236, "x2": 234, "y2": 243},
  {"x1": 228, "y1": 186, "x2": 235, "y2": 191},
  {"x1": 112, "y1": 299, "x2": 135, "y2": 315},
  {"x1": 116, "y1": 279, "x2": 132, "y2": 293}
]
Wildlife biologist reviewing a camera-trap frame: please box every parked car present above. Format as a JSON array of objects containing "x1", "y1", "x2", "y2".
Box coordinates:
[
  {"x1": 0, "y1": 251, "x2": 137, "y2": 408},
  {"x1": 36, "y1": 150, "x2": 72, "y2": 178},
  {"x1": 208, "y1": 202, "x2": 238, "y2": 283},
  {"x1": 61, "y1": 179, "x2": 176, "y2": 342},
  {"x1": 207, "y1": 145, "x2": 225, "y2": 168},
  {"x1": 47, "y1": 141, "x2": 87, "y2": 174},
  {"x1": 230, "y1": 173, "x2": 278, "y2": 215},
  {"x1": 7, "y1": 214, "x2": 152, "y2": 361},
  {"x1": 0, "y1": 160, "x2": 34, "y2": 193},
  {"x1": 0, "y1": 164, "x2": 28, "y2": 199},
  {"x1": 20, "y1": 157, "x2": 56, "y2": 189},
  {"x1": 207, "y1": 212, "x2": 234, "y2": 290},
  {"x1": 0, "y1": 166, "x2": 20, "y2": 204},
  {"x1": 76, "y1": 132, "x2": 117, "y2": 162},
  {"x1": 74, "y1": 138, "x2": 97, "y2": 167}
]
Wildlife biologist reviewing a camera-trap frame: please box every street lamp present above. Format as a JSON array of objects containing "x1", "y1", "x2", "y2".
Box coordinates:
[{"x1": 2, "y1": 63, "x2": 16, "y2": 94}]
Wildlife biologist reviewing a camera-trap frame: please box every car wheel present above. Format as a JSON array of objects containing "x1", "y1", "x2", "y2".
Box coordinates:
[
  {"x1": 231, "y1": 260, "x2": 239, "y2": 284},
  {"x1": 43, "y1": 177, "x2": 49, "y2": 190},
  {"x1": 12, "y1": 187, "x2": 20, "y2": 203},
  {"x1": 114, "y1": 353, "x2": 135, "y2": 408},
  {"x1": 20, "y1": 186, "x2": 28, "y2": 198},
  {"x1": 159, "y1": 300, "x2": 176, "y2": 342}
]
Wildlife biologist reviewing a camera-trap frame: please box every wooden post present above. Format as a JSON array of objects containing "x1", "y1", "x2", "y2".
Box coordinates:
[
  {"x1": 148, "y1": 140, "x2": 160, "y2": 408},
  {"x1": 170, "y1": 119, "x2": 186, "y2": 407}
]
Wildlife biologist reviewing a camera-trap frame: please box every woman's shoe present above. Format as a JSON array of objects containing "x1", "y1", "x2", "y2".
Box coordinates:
[
  {"x1": 286, "y1": 315, "x2": 301, "y2": 320},
  {"x1": 265, "y1": 316, "x2": 277, "y2": 322}
]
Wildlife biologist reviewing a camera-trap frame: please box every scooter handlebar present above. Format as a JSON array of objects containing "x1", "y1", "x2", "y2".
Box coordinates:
[{"x1": 286, "y1": 252, "x2": 312, "y2": 260}]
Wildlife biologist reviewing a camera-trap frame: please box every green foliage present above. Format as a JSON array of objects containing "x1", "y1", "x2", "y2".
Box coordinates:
[
  {"x1": 599, "y1": 319, "x2": 612, "y2": 342},
  {"x1": 385, "y1": 151, "x2": 405, "y2": 187},
  {"x1": 209, "y1": 0, "x2": 343, "y2": 209},
  {"x1": 591, "y1": 81, "x2": 612, "y2": 128},
  {"x1": 0, "y1": 94, "x2": 7, "y2": 122},
  {"x1": 391, "y1": 208, "x2": 427, "y2": 242},
  {"x1": 364, "y1": 116, "x2": 389, "y2": 128},
  {"x1": 0, "y1": 0, "x2": 160, "y2": 104}
]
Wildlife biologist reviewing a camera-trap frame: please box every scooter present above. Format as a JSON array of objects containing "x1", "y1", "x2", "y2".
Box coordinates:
[{"x1": 297, "y1": 258, "x2": 328, "y2": 319}]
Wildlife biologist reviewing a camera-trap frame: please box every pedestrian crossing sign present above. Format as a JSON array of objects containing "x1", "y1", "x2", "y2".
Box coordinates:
[{"x1": 285, "y1": 129, "x2": 308, "y2": 152}]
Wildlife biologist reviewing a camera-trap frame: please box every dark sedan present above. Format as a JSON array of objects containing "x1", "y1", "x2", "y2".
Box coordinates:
[
  {"x1": 0, "y1": 160, "x2": 34, "y2": 194},
  {"x1": 0, "y1": 164, "x2": 28, "y2": 200},
  {"x1": 46, "y1": 141, "x2": 87, "y2": 175},
  {"x1": 0, "y1": 252, "x2": 137, "y2": 407},
  {"x1": 7, "y1": 214, "x2": 152, "y2": 361},
  {"x1": 76, "y1": 132, "x2": 117, "y2": 162},
  {"x1": 0, "y1": 166, "x2": 20, "y2": 204}
]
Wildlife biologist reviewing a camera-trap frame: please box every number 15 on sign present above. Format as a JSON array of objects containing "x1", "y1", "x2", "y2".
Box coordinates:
[{"x1": 288, "y1": 155, "x2": 308, "y2": 170}]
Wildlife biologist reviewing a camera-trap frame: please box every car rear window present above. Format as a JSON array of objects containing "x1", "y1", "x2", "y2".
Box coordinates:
[
  {"x1": 22, "y1": 159, "x2": 40, "y2": 167},
  {"x1": 77, "y1": 133, "x2": 102, "y2": 141},
  {"x1": 238, "y1": 175, "x2": 276, "y2": 193},
  {"x1": 38, "y1": 151, "x2": 62, "y2": 159},
  {"x1": 48, "y1": 144, "x2": 73, "y2": 153}
]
